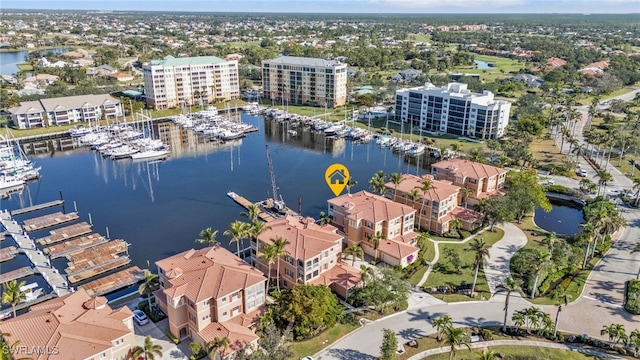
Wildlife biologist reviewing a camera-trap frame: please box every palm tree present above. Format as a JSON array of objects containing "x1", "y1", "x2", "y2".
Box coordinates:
[
  {"x1": 633, "y1": 177, "x2": 640, "y2": 206},
  {"x1": 458, "y1": 188, "x2": 472, "y2": 209},
  {"x1": 544, "y1": 232, "x2": 557, "y2": 252},
  {"x1": 196, "y1": 227, "x2": 219, "y2": 246},
  {"x1": 346, "y1": 177, "x2": 358, "y2": 195},
  {"x1": 478, "y1": 349, "x2": 499, "y2": 360},
  {"x1": 529, "y1": 249, "x2": 552, "y2": 299},
  {"x1": 1, "y1": 279, "x2": 26, "y2": 318},
  {"x1": 417, "y1": 178, "x2": 434, "y2": 232},
  {"x1": 343, "y1": 243, "x2": 364, "y2": 267},
  {"x1": 511, "y1": 310, "x2": 525, "y2": 334},
  {"x1": 601, "y1": 324, "x2": 628, "y2": 349},
  {"x1": 389, "y1": 172, "x2": 403, "y2": 200},
  {"x1": 432, "y1": 315, "x2": 453, "y2": 341},
  {"x1": 448, "y1": 219, "x2": 463, "y2": 238},
  {"x1": 224, "y1": 221, "x2": 251, "y2": 257},
  {"x1": 440, "y1": 326, "x2": 470, "y2": 360},
  {"x1": 207, "y1": 336, "x2": 230, "y2": 359},
  {"x1": 632, "y1": 243, "x2": 640, "y2": 280},
  {"x1": 407, "y1": 188, "x2": 420, "y2": 207},
  {"x1": 551, "y1": 289, "x2": 572, "y2": 338},
  {"x1": 497, "y1": 277, "x2": 521, "y2": 333},
  {"x1": 317, "y1": 211, "x2": 331, "y2": 225},
  {"x1": 271, "y1": 236, "x2": 290, "y2": 292},
  {"x1": 629, "y1": 329, "x2": 640, "y2": 356},
  {"x1": 580, "y1": 223, "x2": 596, "y2": 269},
  {"x1": 259, "y1": 244, "x2": 278, "y2": 291},
  {"x1": 132, "y1": 336, "x2": 163, "y2": 360},
  {"x1": 241, "y1": 204, "x2": 260, "y2": 223},
  {"x1": 369, "y1": 170, "x2": 387, "y2": 195},
  {"x1": 139, "y1": 270, "x2": 159, "y2": 312},
  {"x1": 597, "y1": 170, "x2": 613, "y2": 196},
  {"x1": 466, "y1": 238, "x2": 490, "y2": 297},
  {"x1": 370, "y1": 231, "x2": 385, "y2": 261},
  {"x1": 359, "y1": 264, "x2": 375, "y2": 287}
]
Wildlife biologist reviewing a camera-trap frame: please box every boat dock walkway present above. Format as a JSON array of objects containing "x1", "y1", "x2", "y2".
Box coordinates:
[
  {"x1": 23, "y1": 212, "x2": 79, "y2": 232},
  {"x1": 10, "y1": 200, "x2": 65, "y2": 216},
  {"x1": 42, "y1": 233, "x2": 107, "y2": 259},
  {"x1": 37, "y1": 222, "x2": 93, "y2": 246},
  {"x1": 0, "y1": 211, "x2": 71, "y2": 297},
  {"x1": 80, "y1": 266, "x2": 145, "y2": 297},
  {"x1": 0, "y1": 267, "x2": 35, "y2": 283},
  {"x1": 227, "y1": 192, "x2": 276, "y2": 222},
  {"x1": 0, "y1": 246, "x2": 18, "y2": 262}
]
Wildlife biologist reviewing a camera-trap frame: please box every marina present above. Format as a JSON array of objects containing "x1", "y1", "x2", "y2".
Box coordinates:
[
  {"x1": 22, "y1": 211, "x2": 80, "y2": 232},
  {"x1": 42, "y1": 233, "x2": 108, "y2": 259},
  {"x1": 36, "y1": 222, "x2": 93, "y2": 246},
  {"x1": 80, "y1": 266, "x2": 145, "y2": 297},
  {"x1": 67, "y1": 257, "x2": 132, "y2": 284}
]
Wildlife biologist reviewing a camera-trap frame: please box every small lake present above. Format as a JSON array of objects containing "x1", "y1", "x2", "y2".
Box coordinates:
[
  {"x1": 0, "y1": 48, "x2": 68, "y2": 75},
  {"x1": 474, "y1": 60, "x2": 496, "y2": 69},
  {"x1": 534, "y1": 200, "x2": 584, "y2": 236}
]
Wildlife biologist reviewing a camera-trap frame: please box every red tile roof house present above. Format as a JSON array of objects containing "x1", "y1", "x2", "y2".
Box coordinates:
[
  {"x1": 431, "y1": 159, "x2": 508, "y2": 207},
  {"x1": 384, "y1": 174, "x2": 482, "y2": 235},
  {"x1": 154, "y1": 246, "x2": 267, "y2": 359},
  {"x1": 0, "y1": 289, "x2": 136, "y2": 360},
  {"x1": 328, "y1": 191, "x2": 419, "y2": 268},
  {"x1": 252, "y1": 215, "x2": 361, "y2": 299}
]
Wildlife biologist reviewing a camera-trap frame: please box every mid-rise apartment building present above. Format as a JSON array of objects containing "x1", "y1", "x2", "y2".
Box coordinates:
[
  {"x1": 262, "y1": 56, "x2": 348, "y2": 108},
  {"x1": 328, "y1": 191, "x2": 419, "y2": 267},
  {"x1": 394, "y1": 82, "x2": 511, "y2": 139},
  {"x1": 431, "y1": 159, "x2": 508, "y2": 206},
  {"x1": 252, "y1": 215, "x2": 360, "y2": 298},
  {"x1": 0, "y1": 289, "x2": 136, "y2": 360},
  {"x1": 155, "y1": 246, "x2": 266, "y2": 358},
  {"x1": 143, "y1": 56, "x2": 240, "y2": 110},
  {"x1": 385, "y1": 173, "x2": 482, "y2": 234},
  {"x1": 8, "y1": 94, "x2": 123, "y2": 129}
]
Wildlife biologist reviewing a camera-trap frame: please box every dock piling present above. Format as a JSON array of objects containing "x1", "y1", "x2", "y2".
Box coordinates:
[
  {"x1": 88, "y1": 213, "x2": 93, "y2": 225},
  {"x1": 59, "y1": 190, "x2": 65, "y2": 213},
  {"x1": 106, "y1": 227, "x2": 110, "y2": 239},
  {"x1": 73, "y1": 201, "x2": 77, "y2": 213}
]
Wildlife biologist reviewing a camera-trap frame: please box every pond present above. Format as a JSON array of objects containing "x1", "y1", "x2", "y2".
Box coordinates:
[
  {"x1": 534, "y1": 199, "x2": 584, "y2": 236},
  {"x1": 474, "y1": 60, "x2": 496, "y2": 69}
]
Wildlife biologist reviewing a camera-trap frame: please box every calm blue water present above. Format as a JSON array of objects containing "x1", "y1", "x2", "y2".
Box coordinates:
[
  {"x1": 534, "y1": 200, "x2": 584, "y2": 235},
  {"x1": 1, "y1": 115, "x2": 434, "y2": 272},
  {"x1": 0, "y1": 48, "x2": 68, "y2": 75},
  {"x1": 474, "y1": 60, "x2": 495, "y2": 69}
]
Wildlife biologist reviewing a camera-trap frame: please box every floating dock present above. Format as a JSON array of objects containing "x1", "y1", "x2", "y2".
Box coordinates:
[
  {"x1": 67, "y1": 256, "x2": 131, "y2": 284},
  {"x1": 10, "y1": 200, "x2": 65, "y2": 216},
  {"x1": 80, "y1": 266, "x2": 145, "y2": 297},
  {"x1": 42, "y1": 233, "x2": 107, "y2": 259},
  {"x1": 64, "y1": 239, "x2": 128, "y2": 262},
  {"x1": 0, "y1": 246, "x2": 18, "y2": 262},
  {"x1": 0, "y1": 267, "x2": 35, "y2": 284},
  {"x1": 227, "y1": 192, "x2": 276, "y2": 222},
  {"x1": 23, "y1": 212, "x2": 79, "y2": 232},
  {"x1": 37, "y1": 222, "x2": 93, "y2": 246}
]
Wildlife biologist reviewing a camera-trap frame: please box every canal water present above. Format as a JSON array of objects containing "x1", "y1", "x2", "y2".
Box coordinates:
[
  {"x1": 0, "y1": 48, "x2": 68, "y2": 75},
  {"x1": 1, "y1": 115, "x2": 436, "y2": 273},
  {"x1": 534, "y1": 199, "x2": 584, "y2": 236}
]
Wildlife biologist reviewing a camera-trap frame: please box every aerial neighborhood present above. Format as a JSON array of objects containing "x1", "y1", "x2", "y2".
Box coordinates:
[{"x1": 0, "y1": 3, "x2": 640, "y2": 360}]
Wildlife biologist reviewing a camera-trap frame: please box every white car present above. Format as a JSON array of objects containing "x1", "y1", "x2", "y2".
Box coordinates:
[
  {"x1": 578, "y1": 169, "x2": 588, "y2": 177},
  {"x1": 133, "y1": 309, "x2": 149, "y2": 326}
]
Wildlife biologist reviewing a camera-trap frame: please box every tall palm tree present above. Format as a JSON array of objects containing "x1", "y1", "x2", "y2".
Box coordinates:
[
  {"x1": 597, "y1": 170, "x2": 613, "y2": 196},
  {"x1": 458, "y1": 188, "x2": 472, "y2": 209},
  {"x1": 497, "y1": 277, "x2": 521, "y2": 333},
  {"x1": 241, "y1": 204, "x2": 260, "y2": 223},
  {"x1": 580, "y1": 223, "x2": 596, "y2": 269},
  {"x1": 407, "y1": 188, "x2": 420, "y2": 207},
  {"x1": 1, "y1": 279, "x2": 26, "y2": 318},
  {"x1": 132, "y1": 336, "x2": 163, "y2": 360},
  {"x1": 530, "y1": 249, "x2": 552, "y2": 299},
  {"x1": 250, "y1": 220, "x2": 271, "y2": 263},
  {"x1": 317, "y1": 211, "x2": 331, "y2": 225},
  {"x1": 465, "y1": 238, "x2": 490, "y2": 297},
  {"x1": 629, "y1": 329, "x2": 640, "y2": 357},
  {"x1": 600, "y1": 324, "x2": 628, "y2": 349},
  {"x1": 552, "y1": 290, "x2": 572, "y2": 338},
  {"x1": 139, "y1": 270, "x2": 159, "y2": 312},
  {"x1": 207, "y1": 337, "x2": 230, "y2": 359},
  {"x1": 224, "y1": 221, "x2": 251, "y2": 257},
  {"x1": 196, "y1": 227, "x2": 219, "y2": 246},
  {"x1": 343, "y1": 243, "x2": 364, "y2": 267},
  {"x1": 370, "y1": 231, "x2": 385, "y2": 261},
  {"x1": 432, "y1": 315, "x2": 453, "y2": 341},
  {"x1": 441, "y1": 326, "x2": 470, "y2": 360},
  {"x1": 271, "y1": 236, "x2": 291, "y2": 292},
  {"x1": 448, "y1": 219, "x2": 463, "y2": 238},
  {"x1": 389, "y1": 172, "x2": 403, "y2": 200},
  {"x1": 259, "y1": 244, "x2": 278, "y2": 291},
  {"x1": 417, "y1": 178, "x2": 434, "y2": 232},
  {"x1": 369, "y1": 170, "x2": 387, "y2": 195}
]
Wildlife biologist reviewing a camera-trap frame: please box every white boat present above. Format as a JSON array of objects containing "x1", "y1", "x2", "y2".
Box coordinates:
[
  {"x1": 20, "y1": 283, "x2": 43, "y2": 303},
  {"x1": 287, "y1": 129, "x2": 297, "y2": 136},
  {"x1": 407, "y1": 144, "x2": 426, "y2": 156},
  {"x1": 69, "y1": 126, "x2": 92, "y2": 137},
  {"x1": 0, "y1": 175, "x2": 24, "y2": 190},
  {"x1": 324, "y1": 124, "x2": 344, "y2": 136},
  {"x1": 220, "y1": 130, "x2": 245, "y2": 141},
  {"x1": 227, "y1": 191, "x2": 238, "y2": 199},
  {"x1": 130, "y1": 149, "x2": 169, "y2": 160}
]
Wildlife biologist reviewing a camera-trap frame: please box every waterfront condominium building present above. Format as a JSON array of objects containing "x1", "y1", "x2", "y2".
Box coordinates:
[
  {"x1": 394, "y1": 82, "x2": 511, "y2": 139},
  {"x1": 262, "y1": 56, "x2": 348, "y2": 108},
  {"x1": 431, "y1": 158, "x2": 508, "y2": 207},
  {"x1": 143, "y1": 55, "x2": 240, "y2": 110}
]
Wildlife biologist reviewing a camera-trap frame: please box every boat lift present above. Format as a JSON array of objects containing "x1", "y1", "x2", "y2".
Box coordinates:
[{"x1": 265, "y1": 145, "x2": 286, "y2": 213}]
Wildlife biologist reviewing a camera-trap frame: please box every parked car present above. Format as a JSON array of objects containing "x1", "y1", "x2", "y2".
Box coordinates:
[
  {"x1": 578, "y1": 169, "x2": 588, "y2": 177},
  {"x1": 133, "y1": 309, "x2": 149, "y2": 326}
]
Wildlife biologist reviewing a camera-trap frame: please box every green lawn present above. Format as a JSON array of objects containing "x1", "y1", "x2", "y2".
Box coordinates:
[
  {"x1": 423, "y1": 228, "x2": 505, "y2": 302},
  {"x1": 422, "y1": 345, "x2": 599, "y2": 360},
  {"x1": 17, "y1": 63, "x2": 33, "y2": 71},
  {"x1": 450, "y1": 54, "x2": 525, "y2": 82},
  {"x1": 290, "y1": 322, "x2": 359, "y2": 359},
  {"x1": 408, "y1": 33, "x2": 432, "y2": 43}
]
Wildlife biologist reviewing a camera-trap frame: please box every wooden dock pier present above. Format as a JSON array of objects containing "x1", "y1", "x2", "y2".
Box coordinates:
[
  {"x1": 42, "y1": 233, "x2": 107, "y2": 259},
  {"x1": 37, "y1": 222, "x2": 93, "y2": 246},
  {"x1": 227, "y1": 192, "x2": 276, "y2": 222},
  {"x1": 0, "y1": 267, "x2": 35, "y2": 283},
  {"x1": 80, "y1": 266, "x2": 145, "y2": 297},
  {"x1": 64, "y1": 239, "x2": 128, "y2": 261},
  {"x1": 67, "y1": 257, "x2": 131, "y2": 284},
  {"x1": 10, "y1": 200, "x2": 65, "y2": 216},
  {"x1": 23, "y1": 212, "x2": 79, "y2": 232},
  {"x1": 0, "y1": 246, "x2": 18, "y2": 263}
]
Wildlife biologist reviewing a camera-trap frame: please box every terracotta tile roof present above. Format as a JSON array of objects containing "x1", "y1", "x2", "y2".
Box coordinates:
[
  {"x1": 0, "y1": 288, "x2": 133, "y2": 360},
  {"x1": 432, "y1": 159, "x2": 506, "y2": 180},
  {"x1": 386, "y1": 174, "x2": 460, "y2": 202},
  {"x1": 259, "y1": 216, "x2": 343, "y2": 261},
  {"x1": 198, "y1": 321, "x2": 259, "y2": 356},
  {"x1": 309, "y1": 261, "x2": 361, "y2": 289},
  {"x1": 156, "y1": 246, "x2": 266, "y2": 302},
  {"x1": 227, "y1": 305, "x2": 266, "y2": 328},
  {"x1": 546, "y1": 57, "x2": 567, "y2": 70},
  {"x1": 450, "y1": 206, "x2": 483, "y2": 223},
  {"x1": 328, "y1": 190, "x2": 415, "y2": 223},
  {"x1": 376, "y1": 236, "x2": 419, "y2": 260}
]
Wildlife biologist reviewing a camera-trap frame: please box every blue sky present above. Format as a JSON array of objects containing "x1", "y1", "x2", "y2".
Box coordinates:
[{"x1": 1, "y1": 0, "x2": 638, "y2": 13}]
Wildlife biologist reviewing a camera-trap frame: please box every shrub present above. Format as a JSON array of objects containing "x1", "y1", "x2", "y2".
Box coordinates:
[
  {"x1": 166, "y1": 331, "x2": 180, "y2": 345},
  {"x1": 480, "y1": 328, "x2": 494, "y2": 341}
]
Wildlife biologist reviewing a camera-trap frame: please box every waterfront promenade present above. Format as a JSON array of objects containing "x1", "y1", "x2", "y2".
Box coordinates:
[{"x1": 0, "y1": 210, "x2": 71, "y2": 298}]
